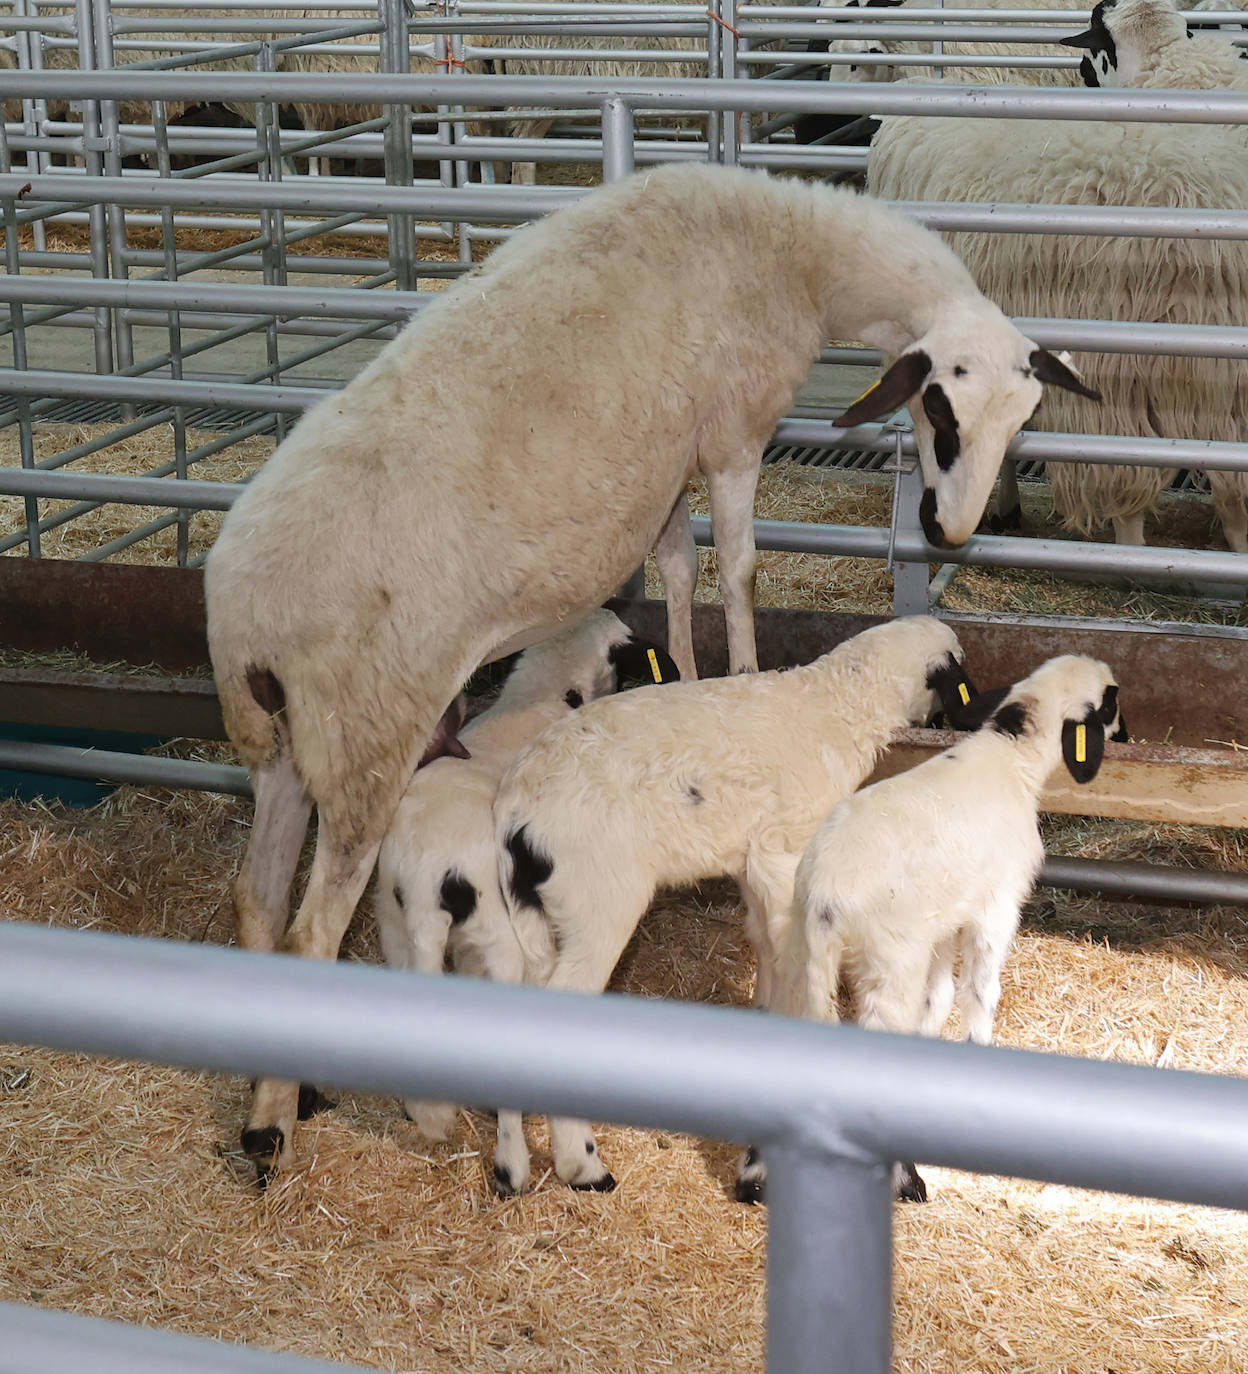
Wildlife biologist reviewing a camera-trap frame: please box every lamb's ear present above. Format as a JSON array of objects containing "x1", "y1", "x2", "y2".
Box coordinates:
[
  {"x1": 1061, "y1": 707, "x2": 1106, "y2": 783},
  {"x1": 948, "y1": 684, "x2": 1012, "y2": 732},
  {"x1": 609, "y1": 638, "x2": 680, "y2": 690},
  {"x1": 925, "y1": 653, "x2": 987, "y2": 729},
  {"x1": 1030, "y1": 348, "x2": 1102, "y2": 401},
  {"x1": 418, "y1": 694, "x2": 471, "y2": 767},
  {"x1": 834, "y1": 349, "x2": 932, "y2": 428}
]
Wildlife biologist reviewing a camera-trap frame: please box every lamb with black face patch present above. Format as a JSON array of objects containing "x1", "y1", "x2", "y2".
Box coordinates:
[{"x1": 757, "y1": 654, "x2": 1127, "y2": 1205}]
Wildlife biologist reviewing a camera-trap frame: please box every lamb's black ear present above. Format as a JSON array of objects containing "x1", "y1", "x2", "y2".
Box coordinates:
[
  {"x1": 1030, "y1": 348, "x2": 1102, "y2": 401},
  {"x1": 609, "y1": 638, "x2": 680, "y2": 690},
  {"x1": 925, "y1": 653, "x2": 984, "y2": 729},
  {"x1": 949, "y1": 684, "x2": 1013, "y2": 732},
  {"x1": 1061, "y1": 707, "x2": 1106, "y2": 783},
  {"x1": 835, "y1": 350, "x2": 933, "y2": 428}
]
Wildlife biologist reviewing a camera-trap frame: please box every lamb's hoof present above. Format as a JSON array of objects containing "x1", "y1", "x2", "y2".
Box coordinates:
[
  {"x1": 297, "y1": 1084, "x2": 333, "y2": 1120},
  {"x1": 734, "y1": 1174, "x2": 766, "y2": 1205},
  {"x1": 492, "y1": 1163, "x2": 521, "y2": 1198},
  {"x1": 895, "y1": 1162, "x2": 928, "y2": 1204},
  {"x1": 241, "y1": 1125, "x2": 285, "y2": 1189},
  {"x1": 571, "y1": 1171, "x2": 616, "y2": 1193},
  {"x1": 989, "y1": 503, "x2": 1023, "y2": 535}
]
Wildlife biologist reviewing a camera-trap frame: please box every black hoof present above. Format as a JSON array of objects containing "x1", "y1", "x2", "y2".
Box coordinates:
[
  {"x1": 734, "y1": 1175, "x2": 766, "y2": 1205},
  {"x1": 297, "y1": 1084, "x2": 333, "y2": 1120},
  {"x1": 492, "y1": 1164, "x2": 518, "y2": 1198},
  {"x1": 896, "y1": 1163, "x2": 928, "y2": 1204},
  {"x1": 571, "y1": 1172, "x2": 617, "y2": 1193}
]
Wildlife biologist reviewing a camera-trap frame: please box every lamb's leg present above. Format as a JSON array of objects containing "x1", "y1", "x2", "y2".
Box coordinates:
[
  {"x1": 918, "y1": 934, "x2": 958, "y2": 1038},
  {"x1": 957, "y1": 908, "x2": 1018, "y2": 1046},
  {"x1": 704, "y1": 465, "x2": 761, "y2": 675},
  {"x1": 652, "y1": 490, "x2": 699, "y2": 681},
  {"x1": 242, "y1": 817, "x2": 387, "y2": 1183}
]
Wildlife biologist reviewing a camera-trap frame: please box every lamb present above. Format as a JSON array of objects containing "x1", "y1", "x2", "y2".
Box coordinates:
[
  {"x1": 745, "y1": 655, "x2": 1127, "y2": 1204},
  {"x1": 485, "y1": 615, "x2": 982, "y2": 1195},
  {"x1": 373, "y1": 608, "x2": 678, "y2": 1142},
  {"x1": 867, "y1": 91, "x2": 1248, "y2": 549},
  {"x1": 205, "y1": 160, "x2": 1099, "y2": 1180},
  {"x1": 1061, "y1": 0, "x2": 1248, "y2": 89}
]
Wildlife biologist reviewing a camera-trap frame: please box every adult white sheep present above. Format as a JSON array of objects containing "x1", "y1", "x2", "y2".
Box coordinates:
[
  {"x1": 374, "y1": 608, "x2": 678, "y2": 1144},
  {"x1": 205, "y1": 160, "x2": 1098, "y2": 1180},
  {"x1": 747, "y1": 655, "x2": 1127, "y2": 1204},
  {"x1": 867, "y1": 95, "x2": 1248, "y2": 548},
  {"x1": 1061, "y1": 0, "x2": 1248, "y2": 89},
  {"x1": 485, "y1": 615, "x2": 982, "y2": 1195}
]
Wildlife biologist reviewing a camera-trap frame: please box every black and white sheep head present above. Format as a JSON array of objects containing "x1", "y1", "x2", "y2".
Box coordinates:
[
  {"x1": 953, "y1": 655, "x2": 1127, "y2": 783},
  {"x1": 834, "y1": 311, "x2": 1101, "y2": 549},
  {"x1": 1061, "y1": 0, "x2": 1188, "y2": 87},
  {"x1": 870, "y1": 614, "x2": 973, "y2": 728}
]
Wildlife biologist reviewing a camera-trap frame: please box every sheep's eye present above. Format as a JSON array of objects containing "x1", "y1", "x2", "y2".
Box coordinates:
[{"x1": 953, "y1": 365, "x2": 968, "y2": 378}]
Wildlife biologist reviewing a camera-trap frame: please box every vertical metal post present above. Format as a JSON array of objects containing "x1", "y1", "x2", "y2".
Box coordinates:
[
  {"x1": 72, "y1": 0, "x2": 115, "y2": 377},
  {"x1": 765, "y1": 1141, "x2": 893, "y2": 1374},
  {"x1": 0, "y1": 118, "x2": 41, "y2": 557},
  {"x1": 718, "y1": 0, "x2": 740, "y2": 166},
  {"x1": 90, "y1": 0, "x2": 135, "y2": 382},
  {"x1": 381, "y1": 0, "x2": 416, "y2": 292},
  {"x1": 705, "y1": 5, "x2": 722, "y2": 163},
  {"x1": 15, "y1": 0, "x2": 48, "y2": 253},
  {"x1": 255, "y1": 41, "x2": 289, "y2": 447},
  {"x1": 601, "y1": 95, "x2": 635, "y2": 183},
  {"x1": 890, "y1": 444, "x2": 931, "y2": 617}
]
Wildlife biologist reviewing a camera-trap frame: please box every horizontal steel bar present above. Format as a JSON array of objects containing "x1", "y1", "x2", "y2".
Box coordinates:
[
  {"x1": 1, "y1": 1301, "x2": 352, "y2": 1374},
  {"x1": 0, "y1": 739, "x2": 250, "y2": 795},
  {"x1": 1041, "y1": 856, "x2": 1248, "y2": 905},
  {"x1": 0, "y1": 368, "x2": 325, "y2": 414},
  {"x1": 3, "y1": 920, "x2": 1248, "y2": 1212},
  {"x1": 1, "y1": 72, "x2": 1247, "y2": 124}
]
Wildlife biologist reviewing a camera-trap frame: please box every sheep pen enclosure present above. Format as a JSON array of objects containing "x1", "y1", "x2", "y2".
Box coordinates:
[{"x1": 1, "y1": 2, "x2": 1247, "y2": 1371}]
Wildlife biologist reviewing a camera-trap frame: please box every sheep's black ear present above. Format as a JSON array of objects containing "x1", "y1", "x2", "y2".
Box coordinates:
[
  {"x1": 610, "y1": 638, "x2": 680, "y2": 690},
  {"x1": 1030, "y1": 348, "x2": 1102, "y2": 401},
  {"x1": 835, "y1": 350, "x2": 932, "y2": 428},
  {"x1": 925, "y1": 653, "x2": 984, "y2": 729},
  {"x1": 949, "y1": 684, "x2": 1013, "y2": 732},
  {"x1": 1059, "y1": 26, "x2": 1099, "y2": 48},
  {"x1": 1061, "y1": 708, "x2": 1106, "y2": 783}
]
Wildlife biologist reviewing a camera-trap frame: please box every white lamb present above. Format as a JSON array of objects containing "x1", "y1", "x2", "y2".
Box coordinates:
[
  {"x1": 486, "y1": 615, "x2": 982, "y2": 1195},
  {"x1": 747, "y1": 654, "x2": 1127, "y2": 1204},
  {"x1": 373, "y1": 608, "x2": 678, "y2": 1142},
  {"x1": 867, "y1": 80, "x2": 1248, "y2": 549},
  {"x1": 205, "y1": 160, "x2": 1099, "y2": 1179}
]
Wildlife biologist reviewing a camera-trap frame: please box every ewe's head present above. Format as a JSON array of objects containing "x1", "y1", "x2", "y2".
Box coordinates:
[
  {"x1": 1061, "y1": 0, "x2": 1185, "y2": 87},
  {"x1": 960, "y1": 655, "x2": 1128, "y2": 783},
  {"x1": 835, "y1": 307, "x2": 1101, "y2": 548}
]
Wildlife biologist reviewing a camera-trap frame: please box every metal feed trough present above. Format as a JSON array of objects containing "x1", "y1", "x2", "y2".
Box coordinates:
[{"x1": 0, "y1": 2, "x2": 1246, "y2": 1369}]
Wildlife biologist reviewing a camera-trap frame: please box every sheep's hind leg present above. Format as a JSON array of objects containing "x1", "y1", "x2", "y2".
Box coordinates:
[
  {"x1": 704, "y1": 464, "x2": 761, "y2": 675},
  {"x1": 957, "y1": 909, "x2": 1018, "y2": 1046},
  {"x1": 242, "y1": 811, "x2": 388, "y2": 1185},
  {"x1": 235, "y1": 753, "x2": 312, "y2": 956},
  {"x1": 652, "y1": 490, "x2": 699, "y2": 681}
]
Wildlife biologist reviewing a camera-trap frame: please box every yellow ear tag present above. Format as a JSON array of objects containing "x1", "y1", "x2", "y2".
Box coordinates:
[
  {"x1": 1074, "y1": 723, "x2": 1087, "y2": 764},
  {"x1": 647, "y1": 648, "x2": 664, "y2": 684},
  {"x1": 844, "y1": 377, "x2": 883, "y2": 414},
  {"x1": 957, "y1": 682, "x2": 971, "y2": 706}
]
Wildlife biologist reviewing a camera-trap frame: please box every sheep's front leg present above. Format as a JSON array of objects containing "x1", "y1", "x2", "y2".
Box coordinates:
[
  {"x1": 652, "y1": 490, "x2": 699, "y2": 681},
  {"x1": 243, "y1": 824, "x2": 385, "y2": 1183},
  {"x1": 704, "y1": 465, "x2": 761, "y2": 675}
]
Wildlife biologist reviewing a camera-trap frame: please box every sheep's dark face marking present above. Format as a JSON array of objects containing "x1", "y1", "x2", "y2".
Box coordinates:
[
  {"x1": 922, "y1": 383, "x2": 961, "y2": 472},
  {"x1": 608, "y1": 638, "x2": 680, "y2": 691},
  {"x1": 506, "y1": 824, "x2": 553, "y2": 913},
  {"x1": 1062, "y1": 0, "x2": 1119, "y2": 86},
  {"x1": 992, "y1": 701, "x2": 1030, "y2": 738},
  {"x1": 439, "y1": 869, "x2": 478, "y2": 926},
  {"x1": 564, "y1": 688, "x2": 584, "y2": 709},
  {"x1": 1098, "y1": 684, "x2": 1129, "y2": 742}
]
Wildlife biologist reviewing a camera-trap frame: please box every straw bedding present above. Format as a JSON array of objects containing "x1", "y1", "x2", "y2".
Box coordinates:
[{"x1": 1, "y1": 759, "x2": 1247, "y2": 1371}]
